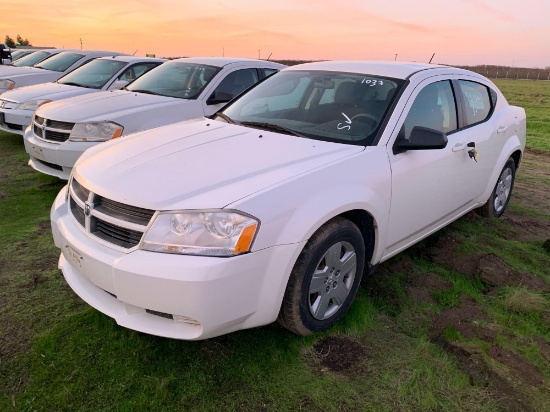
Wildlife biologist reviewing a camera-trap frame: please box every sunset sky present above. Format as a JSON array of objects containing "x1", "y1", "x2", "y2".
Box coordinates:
[{"x1": 1, "y1": 0, "x2": 549, "y2": 67}]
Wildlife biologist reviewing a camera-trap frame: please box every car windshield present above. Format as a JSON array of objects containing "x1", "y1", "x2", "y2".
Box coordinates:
[
  {"x1": 126, "y1": 62, "x2": 220, "y2": 99},
  {"x1": 221, "y1": 70, "x2": 404, "y2": 146},
  {"x1": 12, "y1": 51, "x2": 51, "y2": 67},
  {"x1": 34, "y1": 52, "x2": 84, "y2": 72},
  {"x1": 58, "y1": 59, "x2": 127, "y2": 89},
  {"x1": 10, "y1": 50, "x2": 31, "y2": 60}
]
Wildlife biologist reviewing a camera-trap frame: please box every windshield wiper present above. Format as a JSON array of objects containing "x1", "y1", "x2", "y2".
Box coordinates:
[
  {"x1": 239, "y1": 121, "x2": 308, "y2": 138},
  {"x1": 128, "y1": 89, "x2": 163, "y2": 96},
  {"x1": 60, "y1": 82, "x2": 95, "y2": 89},
  {"x1": 214, "y1": 112, "x2": 236, "y2": 124}
]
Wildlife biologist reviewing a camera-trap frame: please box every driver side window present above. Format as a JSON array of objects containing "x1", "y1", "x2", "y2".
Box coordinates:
[{"x1": 401, "y1": 81, "x2": 457, "y2": 140}]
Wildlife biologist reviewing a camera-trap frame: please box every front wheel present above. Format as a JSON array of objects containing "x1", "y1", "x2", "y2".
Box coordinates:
[
  {"x1": 477, "y1": 158, "x2": 516, "y2": 218},
  {"x1": 277, "y1": 217, "x2": 366, "y2": 335}
]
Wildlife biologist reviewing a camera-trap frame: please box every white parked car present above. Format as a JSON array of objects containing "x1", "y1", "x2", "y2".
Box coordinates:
[
  {"x1": 8, "y1": 49, "x2": 37, "y2": 63},
  {"x1": 0, "y1": 49, "x2": 72, "y2": 75},
  {"x1": 0, "y1": 50, "x2": 124, "y2": 93},
  {"x1": 0, "y1": 55, "x2": 164, "y2": 135},
  {"x1": 24, "y1": 57, "x2": 285, "y2": 179},
  {"x1": 50, "y1": 61, "x2": 526, "y2": 340}
]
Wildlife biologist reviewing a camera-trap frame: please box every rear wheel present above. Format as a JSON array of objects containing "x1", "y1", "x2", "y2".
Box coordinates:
[
  {"x1": 477, "y1": 158, "x2": 516, "y2": 218},
  {"x1": 277, "y1": 217, "x2": 365, "y2": 335}
]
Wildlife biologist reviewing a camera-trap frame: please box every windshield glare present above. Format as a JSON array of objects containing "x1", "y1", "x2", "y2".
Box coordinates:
[
  {"x1": 58, "y1": 59, "x2": 127, "y2": 89},
  {"x1": 12, "y1": 51, "x2": 50, "y2": 67},
  {"x1": 35, "y1": 52, "x2": 84, "y2": 72},
  {"x1": 222, "y1": 70, "x2": 403, "y2": 146},
  {"x1": 126, "y1": 62, "x2": 220, "y2": 99}
]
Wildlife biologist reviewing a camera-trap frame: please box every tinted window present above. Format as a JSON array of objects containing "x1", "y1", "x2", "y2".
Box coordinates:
[
  {"x1": 401, "y1": 81, "x2": 457, "y2": 140},
  {"x1": 263, "y1": 68, "x2": 279, "y2": 78},
  {"x1": 209, "y1": 68, "x2": 259, "y2": 101},
  {"x1": 118, "y1": 62, "x2": 160, "y2": 81},
  {"x1": 458, "y1": 80, "x2": 492, "y2": 126},
  {"x1": 35, "y1": 52, "x2": 85, "y2": 72}
]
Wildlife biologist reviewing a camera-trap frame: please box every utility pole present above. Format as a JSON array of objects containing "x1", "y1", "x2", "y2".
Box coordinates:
[
  {"x1": 394, "y1": 54, "x2": 398, "y2": 61},
  {"x1": 80, "y1": 38, "x2": 82, "y2": 50},
  {"x1": 222, "y1": 47, "x2": 224, "y2": 57},
  {"x1": 258, "y1": 49, "x2": 260, "y2": 59}
]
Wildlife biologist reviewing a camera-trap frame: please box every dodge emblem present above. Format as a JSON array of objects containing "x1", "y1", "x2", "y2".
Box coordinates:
[{"x1": 84, "y1": 202, "x2": 92, "y2": 216}]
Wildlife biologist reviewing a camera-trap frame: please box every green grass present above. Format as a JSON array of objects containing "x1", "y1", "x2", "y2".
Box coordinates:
[
  {"x1": 493, "y1": 79, "x2": 550, "y2": 151},
  {"x1": 1, "y1": 79, "x2": 550, "y2": 412}
]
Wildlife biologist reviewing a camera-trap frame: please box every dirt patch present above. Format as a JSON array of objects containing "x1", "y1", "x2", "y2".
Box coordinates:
[
  {"x1": 500, "y1": 212, "x2": 550, "y2": 242},
  {"x1": 406, "y1": 272, "x2": 453, "y2": 304},
  {"x1": 441, "y1": 340, "x2": 532, "y2": 412},
  {"x1": 312, "y1": 335, "x2": 368, "y2": 374},
  {"x1": 488, "y1": 346, "x2": 544, "y2": 387},
  {"x1": 430, "y1": 294, "x2": 497, "y2": 342},
  {"x1": 476, "y1": 254, "x2": 549, "y2": 292},
  {"x1": 0, "y1": 190, "x2": 7, "y2": 200},
  {"x1": 533, "y1": 337, "x2": 550, "y2": 364},
  {"x1": 426, "y1": 235, "x2": 481, "y2": 276}
]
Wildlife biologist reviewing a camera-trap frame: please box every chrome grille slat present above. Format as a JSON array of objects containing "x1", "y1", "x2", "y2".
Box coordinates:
[
  {"x1": 70, "y1": 196, "x2": 85, "y2": 227},
  {"x1": 94, "y1": 196, "x2": 155, "y2": 226},
  {"x1": 71, "y1": 179, "x2": 90, "y2": 202},
  {"x1": 48, "y1": 120, "x2": 74, "y2": 130},
  {"x1": 92, "y1": 218, "x2": 144, "y2": 248},
  {"x1": 44, "y1": 130, "x2": 70, "y2": 142}
]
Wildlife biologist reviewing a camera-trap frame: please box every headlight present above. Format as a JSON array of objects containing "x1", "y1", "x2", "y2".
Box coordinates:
[
  {"x1": 19, "y1": 99, "x2": 52, "y2": 110},
  {"x1": 0, "y1": 79, "x2": 15, "y2": 90},
  {"x1": 68, "y1": 121, "x2": 123, "y2": 142},
  {"x1": 140, "y1": 210, "x2": 259, "y2": 257}
]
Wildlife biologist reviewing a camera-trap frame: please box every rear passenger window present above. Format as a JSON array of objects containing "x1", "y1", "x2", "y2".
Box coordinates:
[
  {"x1": 263, "y1": 68, "x2": 279, "y2": 78},
  {"x1": 401, "y1": 80, "x2": 457, "y2": 140},
  {"x1": 458, "y1": 80, "x2": 492, "y2": 126}
]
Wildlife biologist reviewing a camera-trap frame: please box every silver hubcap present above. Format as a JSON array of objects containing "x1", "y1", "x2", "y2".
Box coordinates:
[
  {"x1": 493, "y1": 167, "x2": 513, "y2": 213},
  {"x1": 308, "y1": 241, "x2": 357, "y2": 320}
]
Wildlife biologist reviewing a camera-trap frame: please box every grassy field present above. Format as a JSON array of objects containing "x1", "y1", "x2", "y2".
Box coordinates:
[{"x1": 0, "y1": 80, "x2": 549, "y2": 412}]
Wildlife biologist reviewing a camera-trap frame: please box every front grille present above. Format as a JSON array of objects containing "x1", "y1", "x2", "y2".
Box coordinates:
[
  {"x1": 94, "y1": 196, "x2": 155, "y2": 226},
  {"x1": 69, "y1": 179, "x2": 154, "y2": 250},
  {"x1": 36, "y1": 158, "x2": 63, "y2": 171},
  {"x1": 44, "y1": 130, "x2": 70, "y2": 142},
  {"x1": 32, "y1": 116, "x2": 75, "y2": 142},
  {"x1": 91, "y1": 218, "x2": 144, "y2": 248}
]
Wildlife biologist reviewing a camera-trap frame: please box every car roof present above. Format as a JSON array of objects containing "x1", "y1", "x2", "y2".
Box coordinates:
[
  {"x1": 283, "y1": 60, "x2": 462, "y2": 80},
  {"x1": 168, "y1": 57, "x2": 285, "y2": 68},
  {"x1": 95, "y1": 55, "x2": 166, "y2": 63}
]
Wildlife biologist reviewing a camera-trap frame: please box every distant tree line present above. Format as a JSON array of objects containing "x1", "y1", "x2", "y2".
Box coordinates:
[
  {"x1": 452, "y1": 65, "x2": 550, "y2": 81},
  {"x1": 4, "y1": 35, "x2": 32, "y2": 48}
]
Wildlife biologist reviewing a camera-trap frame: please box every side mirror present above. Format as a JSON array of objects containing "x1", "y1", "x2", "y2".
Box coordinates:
[
  {"x1": 207, "y1": 91, "x2": 233, "y2": 105},
  {"x1": 107, "y1": 80, "x2": 130, "y2": 90},
  {"x1": 393, "y1": 126, "x2": 448, "y2": 154}
]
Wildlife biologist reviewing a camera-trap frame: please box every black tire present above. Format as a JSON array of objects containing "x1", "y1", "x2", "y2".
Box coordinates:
[
  {"x1": 477, "y1": 158, "x2": 516, "y2": 218},
  {"x1": 277, "y1": 217, "x2": 366, "y2": 335}
]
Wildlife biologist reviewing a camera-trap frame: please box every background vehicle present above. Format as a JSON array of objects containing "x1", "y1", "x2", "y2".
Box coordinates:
[
  {"x1": 0, "y1": 49, "x2": 67, "y2": 74},
  {"x1": 0, "y1": 50, "x2": 125, "y2": 93},
  {"x1": 0, "y1": 55, "x2": 165, "y2": 135},
  {"x1": 0, "y1": 44, "x2": 12, "y2": 65},
  {"x1": 24, "y1": 57, "x2": 285, "y2": 179},
  {"x1": 50, "y1": 61, "x2": 526, "y2": 340}
]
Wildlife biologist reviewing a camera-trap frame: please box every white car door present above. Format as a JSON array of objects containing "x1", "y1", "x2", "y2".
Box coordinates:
[{"x1": 383, "y1": 78, "x2": 489, "y2": 258}]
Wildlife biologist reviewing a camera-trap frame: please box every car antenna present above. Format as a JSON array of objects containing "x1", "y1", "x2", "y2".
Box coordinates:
[
  {"x1": 266, "y1": 53, "x2": 272, "y2": 61},
  {"x1": 429, "y1": 53, "x2": 435, "y2": 64},
  {"x1": 133, "y1": 49, "x2": 138, "y2": 56}
]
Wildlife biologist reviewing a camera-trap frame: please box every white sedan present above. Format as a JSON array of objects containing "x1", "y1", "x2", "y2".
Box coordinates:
[
  {"x1": 0, "y1": 55, "x2": 164, "y2": 135},
  {"x1": 0, "y1": 50, "x2": 124, "y2": 93},
  {"x1": 50, "y1": 61, "x2": 526, "y2": 340},
  {"x1": 24, "y1": 57, "x2": 285, "y2": 179}
]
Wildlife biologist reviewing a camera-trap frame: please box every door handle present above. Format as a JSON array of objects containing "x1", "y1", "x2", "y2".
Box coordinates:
[
  {"x1": 452, "y1": 142, "x2": 468, "y2": 152},
  {"x1": 497, "y1": 125, "x2": 508, "y2": 134}
]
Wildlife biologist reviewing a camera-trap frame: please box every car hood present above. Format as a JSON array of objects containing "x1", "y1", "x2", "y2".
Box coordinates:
[
  {"x1": 36, "y1": 90, "x2": 184, "y2": 122},
  {"x1": 0, "y1": 66, "x2": 41, "y2": 77},
  {"x1": 0, "y1": 83, "x2": 94, "y2": 104},
  {"x1": 74, "y1": 119, "x2": 364, "y2": 211}
]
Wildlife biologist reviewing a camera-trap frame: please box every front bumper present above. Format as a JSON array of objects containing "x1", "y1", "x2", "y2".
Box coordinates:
[
  {"x1": 51, "y1": 187, "x2": 304, "y2": 340},
  {"x1": 24, "y1": 126, "x2": 95, "y2": 180},
  {"x1": 0, "y1": 107, "x2": 30, "y2": 135}
]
